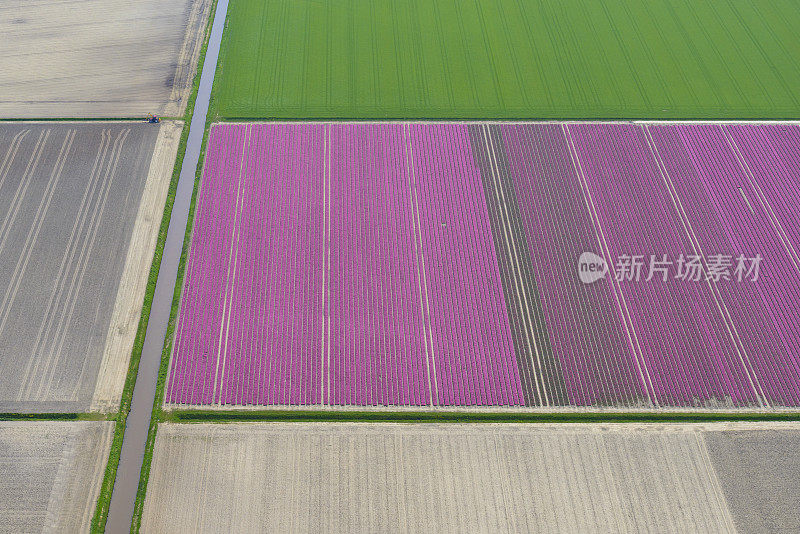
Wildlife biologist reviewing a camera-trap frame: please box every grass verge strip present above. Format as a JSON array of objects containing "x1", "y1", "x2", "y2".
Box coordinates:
[
  {"x1": 164, "y1": 410, "x2": 800, "y2": 424},
  {"x1": 0, "y1": 413, "x2": 81, "y2": 421}
]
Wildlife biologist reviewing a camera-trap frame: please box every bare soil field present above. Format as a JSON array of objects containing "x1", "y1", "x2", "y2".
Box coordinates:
[
  {"x1": 705, "y1": 429, "x2": 800, "y2": 533},
  {"x1": 138, "y1": 422, "x2": 800, "y2": 533},
  {"x1": 0, "y1": 421, "x2": 113, "y2": 533},
  {"x1": 0, "y1": 0, "x2": 211, "y2": 118},
  {"x1": 0, "y1": 121, "x2": 181, "y2": 413}
]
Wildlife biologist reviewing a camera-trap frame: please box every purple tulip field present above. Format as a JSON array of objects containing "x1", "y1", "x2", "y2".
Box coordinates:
[{"x1": 166, "y1": 122, "x2": 800, "y2": 409}]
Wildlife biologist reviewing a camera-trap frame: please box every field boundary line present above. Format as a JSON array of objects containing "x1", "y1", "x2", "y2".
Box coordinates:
[
  {"x1": 212, "y1": 124, "x2": 251, "y2": 404},
  {"x1": 403, "y1": 124, "x2": 438, "y2": 407},
  {"x1": 160, "y1": 399, "x2": 800, "y2": 414},
  {"x1": 211, "y1": 119, "x2": 800, "y2": 126},
  {"x1": 161, "y1": 408, "x2": 800, "y2": 423},
  {"x1": 693, "y1": 432, "x2": 738, "y2": 532}
]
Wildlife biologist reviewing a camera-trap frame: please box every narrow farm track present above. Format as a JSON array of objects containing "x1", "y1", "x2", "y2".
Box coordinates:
[
  {"x1": 167, "y1": 121, "x2": 800, "y2": 411},
  {"x1": 104, "y1": 0, "x2": 230, "y2": 530}
]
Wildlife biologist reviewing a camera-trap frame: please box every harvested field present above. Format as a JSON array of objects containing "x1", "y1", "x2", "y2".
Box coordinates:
[
  {"x1": 0, "y1": 421, "x2": 113, "y2": 533},
  {"x1": 0, "y1": 0, "x2": 212, "y2": 118},
  {"x1": 167, "y1": 122, "x2": 800, "y2": 409},
  {"x1": 140, "y1": 422, "x2": 800, "y2": 533},
  {"x1": 0, "y1": 121, "x2": 181, "y2": 412},
  {"x1": 705, "y1": 429, "x2": 800, "y2": 533},
  {"x1": 213, "y1": 0, "x2": 800, "y2": 119}
]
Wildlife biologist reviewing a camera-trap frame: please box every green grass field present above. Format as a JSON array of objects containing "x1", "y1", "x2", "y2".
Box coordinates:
[{"x1": 213, "y1": 0, "x2": 800, "y2": 119}]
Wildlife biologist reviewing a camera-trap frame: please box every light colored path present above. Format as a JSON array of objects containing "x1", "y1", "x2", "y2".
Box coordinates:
[
  {"x1": 140, "y1": 422, "x2": 754, "y2": 534},
  {"x1": 0, "y1": 421, "x2": 114, "y2": 534},
  {"x1": 0, "y1": 0, "x2": 211, "y2": 118},
  {"x1": 105, "y1": 0, "x2": 230, "y2": 530},
  {"x1": 92, "y1": 121, "x2": 183, "y2": 411}
]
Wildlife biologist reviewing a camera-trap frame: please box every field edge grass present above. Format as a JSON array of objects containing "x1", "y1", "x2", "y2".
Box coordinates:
[
  {"x1": 88, "y1": 1, "x2": 219, "y2": 531},
  {"x1": 0, "y1": 413, "x2": 110, "y2": 421},
  {"x1": 162, "y1": 410, "x2": 800, "y2": 424}
]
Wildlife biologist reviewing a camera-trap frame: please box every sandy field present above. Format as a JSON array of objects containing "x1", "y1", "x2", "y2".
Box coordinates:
[
  {"x1": 135, "y1": 422, "x2": 800, "y2": 533},
  {"x1": 0, "y1": 0, "x2": 211, "y2": 118},
  {"x1": 0, "y1": 121, "x2": 180, "y2": 413},
  {"x1": 0, "y1": 421, "x2": 114, "y2": 533},
  {"x1": 705, "y1": 429, "x2": 800, "y2": 533}
]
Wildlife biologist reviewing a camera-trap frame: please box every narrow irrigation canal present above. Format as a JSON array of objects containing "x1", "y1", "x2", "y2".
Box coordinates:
[{"x1": 105, "y1": 0, "x2": 229, "y2": 531}]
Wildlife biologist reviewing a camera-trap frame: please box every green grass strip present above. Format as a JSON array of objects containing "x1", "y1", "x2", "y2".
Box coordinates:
[
  {"x1": 0, "y1": 413, "x2": 82, "y2": 421},
  {"x1": 164, "y1": 410, "x2": 800, "y2": 424}
]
